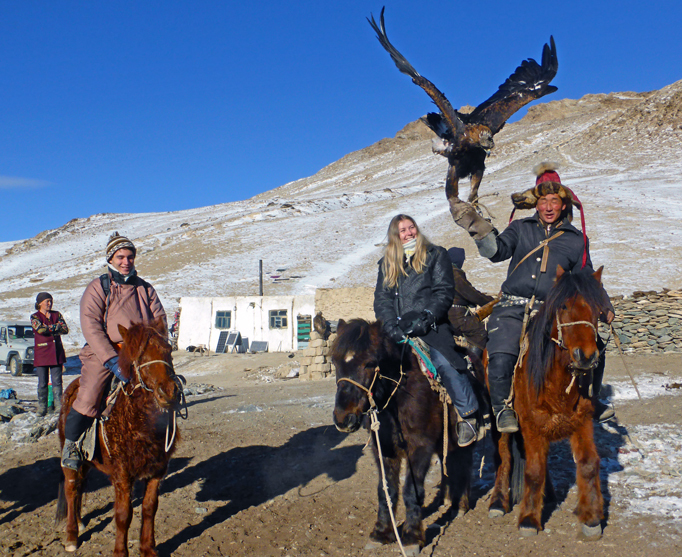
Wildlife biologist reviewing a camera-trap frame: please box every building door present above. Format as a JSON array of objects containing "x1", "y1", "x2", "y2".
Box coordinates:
[{"x1": 296, "y1": 315, "x2": 311, "y2": 349}]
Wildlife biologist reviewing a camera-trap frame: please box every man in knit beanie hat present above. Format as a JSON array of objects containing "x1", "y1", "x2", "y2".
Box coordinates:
[
  {"x1": 105, "y1": 232, "x2": 136, "y2": 262},
  {"x1": 470, "y1": 163, "x2": 615, "y2": 433},
  {"x1": 61, "y1": 232, "x2": 166, "y2": 470}
]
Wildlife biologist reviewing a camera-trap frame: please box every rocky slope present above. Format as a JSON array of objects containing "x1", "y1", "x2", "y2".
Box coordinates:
[{"x1": 1, "y1": 80, "x2": 681, "y2": 346}]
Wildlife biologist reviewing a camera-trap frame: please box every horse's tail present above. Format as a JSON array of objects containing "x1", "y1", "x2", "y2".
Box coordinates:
[
  {"x1": 55, "y1": 470, "x2": 67, "y2": 526},
  {"x1": 510, "y1": 432, "x2": 525, "y2": 506}
]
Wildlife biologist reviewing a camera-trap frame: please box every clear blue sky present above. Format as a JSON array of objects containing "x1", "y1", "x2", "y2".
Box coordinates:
[{"x1": 2, "y1": 1, "x2": 680, "y2": 242}]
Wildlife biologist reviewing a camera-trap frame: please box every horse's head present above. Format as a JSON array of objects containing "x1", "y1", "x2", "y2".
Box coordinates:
[
  {"x1": 552, "y1": 266, "x2": 605, "y2": 372},
  {"x1": 118, "y1": 317, "x2": 182, "y2": 411},
  {"x1": 527, "y1": 266, "x2": 609, "y2": 393},
  {"x1": 330, "y1": 319, "x2": 387, "y2": 433}
]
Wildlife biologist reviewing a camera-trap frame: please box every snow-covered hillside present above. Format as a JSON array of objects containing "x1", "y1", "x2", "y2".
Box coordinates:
[{"x1": 1, "y1": 81, "x2": 681, "y2": 347}]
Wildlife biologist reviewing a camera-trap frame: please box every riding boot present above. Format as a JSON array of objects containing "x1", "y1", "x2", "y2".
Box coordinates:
[
  {"x1": 53, "y1": 384, "x2": 63, "y2": 415},
  {"x1": 592, "y1": 341, "x2": 615, "y2": 423},
  {"x1": 62, "y1": 408, "x2": 95, "y2": 470},
  {"x1": 488, "y1": 353, "x2": 519, "y2": 433},
  {"x1": 469, "y1": 345, "x2": 484, "y2": 360},
  {"x1": 36, "y1": 386, "x2": 48, "y2": 417}
]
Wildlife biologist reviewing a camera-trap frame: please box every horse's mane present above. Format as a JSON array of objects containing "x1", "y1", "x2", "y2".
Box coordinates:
[
  {"x1": 526, "y1": 271, "x2": 607, "y2": 393},
  {"x1": 118, "y1": 321, "x2": 169, "y2": 381},
  {"x1": 329, "y1": 319, "x2": 377, "y2": 364}
]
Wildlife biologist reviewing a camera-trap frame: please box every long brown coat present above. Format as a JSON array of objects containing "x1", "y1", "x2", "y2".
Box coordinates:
[
  {"x1": 73, "y1": 273, "x2": 166, "y2": 417},
  {"x1": 31, "y1": 311, "x2": 68, "y2": 366}
]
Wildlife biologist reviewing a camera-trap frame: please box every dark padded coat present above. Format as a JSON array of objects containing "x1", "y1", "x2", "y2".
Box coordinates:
[
  {"x1": 374, "y1": 245, "x2": 467, "y2": 371},
  {"x1": 492, "y1": 214, "x2": 592, "y2": 300},
  {"x1": 486, "y1": 213, "x2": 611, "y2": 356}
]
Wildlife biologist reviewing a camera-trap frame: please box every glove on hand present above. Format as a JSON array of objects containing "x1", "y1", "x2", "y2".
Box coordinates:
[
  {"x1": 400, "y1": 310, "x2": 435, "y2": 338},
  {"x1": 387, "y1": 326, "x2": 407, "y2": 344},
  {"x1": 104, "y1": 356, "x2": 129, "y2": 384},
  {"x1": 398, "y1": 311, "x2": 420, "y2": 333}
]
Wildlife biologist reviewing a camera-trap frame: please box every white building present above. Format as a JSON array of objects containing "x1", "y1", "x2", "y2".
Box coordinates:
[{"x1": 177, "y1": 295, "x2": 315, "y2": 353}]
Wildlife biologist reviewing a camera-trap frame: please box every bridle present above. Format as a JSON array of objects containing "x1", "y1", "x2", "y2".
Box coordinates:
[
  {"x1": 550, "y1": 311, "x2": 609, "y2": 394},
  {"x1": 119, "y1": 354, "x2": 188, "y2": 452},
  {"x1": 336, "y1": 363, "x2": 404, "y2": 414}
]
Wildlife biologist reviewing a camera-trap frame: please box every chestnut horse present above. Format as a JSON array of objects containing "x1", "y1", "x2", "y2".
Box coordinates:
[
  {"x1": 489, "y1": 266, "x2": 609, "y2": 538},
  {"x1": 56, "y1": 318, "x2": 184, "y2": 556},
  {"x1": 331, "y1": 319, "x2": 476, "y2": 555}
]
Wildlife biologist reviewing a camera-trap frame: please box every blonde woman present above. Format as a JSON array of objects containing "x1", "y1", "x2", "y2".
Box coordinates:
[{"x1": 374, "y1": 215, "x2": 479, "y2": 446}]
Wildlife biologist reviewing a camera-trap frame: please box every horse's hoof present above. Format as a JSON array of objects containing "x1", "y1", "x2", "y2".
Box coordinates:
[
  {"x1": 402, "y1": 544, "x2": 421, "y2": 557},
  {"x1": 581, "y1": 523, "x2": 602, "y2": 540},
  {"x1": 78, "y1": 520, "x2": 86, "y2": 535},
  {"x1": 364, "y1": 540, "x2": 383, "y2": 550},
  {"x1": 488, "y1": 507, "x2": 505, "y2": 519},
  {"x1": 64, "y1": 541, "x2": 78, "y2": 553},
  {"x1": 519, "y1": 525, "x2": 539, "y2": 537}
]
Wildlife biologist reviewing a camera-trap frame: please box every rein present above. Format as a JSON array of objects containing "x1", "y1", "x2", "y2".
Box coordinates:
[
  {"x1": 550, "y1": 313, "x2": 610, "y2": 394},
  {"x1": 335, "y1": 350, "x2": 408, "y2": 557},
  {"x1": 108, "y1": 356, "x2": 188, "y2": 453}
]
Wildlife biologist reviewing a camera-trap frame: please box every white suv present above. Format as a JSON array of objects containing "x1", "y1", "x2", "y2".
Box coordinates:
[{"x1": 0, "y1": 321, "x2": 35, "y2": 376}]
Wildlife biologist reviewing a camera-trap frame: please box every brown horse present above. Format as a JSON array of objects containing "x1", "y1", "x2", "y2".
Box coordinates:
[
  {"x1": 488, "y1": 266, "x2": 609, "y2": 538},
  {"x1": 56, "y1": 318, "x2": 184, "y2": 556},
  {"x1": 331, "y1": 319, "x2": 476, "y2": 556}
]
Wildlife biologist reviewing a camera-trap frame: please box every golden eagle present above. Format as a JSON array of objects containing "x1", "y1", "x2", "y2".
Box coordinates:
[{"x1": 368, "y1": 8, "x2": 558, "y2": 205}]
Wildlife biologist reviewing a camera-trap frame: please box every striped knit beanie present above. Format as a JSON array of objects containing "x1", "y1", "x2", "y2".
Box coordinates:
[{"x1": 106, "y1": 232, "x2": 136, "y2": 262}]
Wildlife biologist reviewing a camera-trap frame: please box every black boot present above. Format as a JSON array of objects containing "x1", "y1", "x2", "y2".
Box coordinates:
[
  {"x1": 36, "y1": 386, "x2": 48, "y2": 417},
  {"x1": 61, "y1": 408, "x2": 94, "y2": 470},
  {"x1": 488, "y1": 353, "x2": 519, "y2": 433},
  {"x1": 592, "y1": 343, "x2": 615, "y2": 422},
  {"x1": 53, "y1": 384, "x2": 63, "y2": 415}
]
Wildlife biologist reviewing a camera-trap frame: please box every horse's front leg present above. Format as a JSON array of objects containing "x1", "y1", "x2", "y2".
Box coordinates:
[
  {"x1": 368, "y1": 454, "x2": 400, "y2": 547},
  {"x1": 489, "y1": 431, "x2": 512, "y2": 517},
  {"x1": 62, "y1": 468, "x2": 84, "y2": 552},
  {"x1": 113, "y1": 475, "x2": 133, "y2": 557},
  {"x1": 518, "y1": 433, "x2": 549, "y2": 535},
  {"x1": 401, "y1": 446, "x2": 435, "y2": 551},
  {"x1": 140, "y1": 477, "x2": 162, "y2": 557},
  {"x1": 571, "y1": 419, "x2": 604, "y2": 538}
]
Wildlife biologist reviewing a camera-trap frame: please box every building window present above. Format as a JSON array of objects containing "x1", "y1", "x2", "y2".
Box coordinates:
[
  {"x1": 215, "y1": 311, "x2": 232, "y2": 330},
  {"x1": 269, "y1": 309, "x2": 288, "y2": 329}
]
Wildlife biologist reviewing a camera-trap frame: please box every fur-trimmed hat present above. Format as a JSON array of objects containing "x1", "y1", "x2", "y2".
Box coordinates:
[
  {"x1": 106, "y1": 232, "x2": 136, "y2": 262},
  {"x1": 510, "y1": 163, "x2": 580, "y2": 212},
  {"x1": 509, "y1": 162, "x2": 589, "y2": 269}
]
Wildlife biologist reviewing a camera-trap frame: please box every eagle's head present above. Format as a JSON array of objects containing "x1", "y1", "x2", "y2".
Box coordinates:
[{"x1": 464, "y1": 124, "x2": 494, "y2": 150}]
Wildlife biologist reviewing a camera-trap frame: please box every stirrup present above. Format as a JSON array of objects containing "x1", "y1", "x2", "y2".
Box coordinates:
[
  {"x1": 61, "y1": 441, "x2": 83, "y2": 471},
  {"x1": 496, "y1": 407, "x2": 519, "y2": 434}
]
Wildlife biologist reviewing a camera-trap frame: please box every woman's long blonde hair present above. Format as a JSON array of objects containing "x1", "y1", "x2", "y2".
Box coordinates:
[{"x1": 381, "y1": 214, "x2": 431, "y2": 289}]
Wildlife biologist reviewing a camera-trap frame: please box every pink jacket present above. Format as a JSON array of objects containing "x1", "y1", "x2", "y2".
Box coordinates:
[{"x1": 80, "y1": 274, "x2": 166, "y2": 366}]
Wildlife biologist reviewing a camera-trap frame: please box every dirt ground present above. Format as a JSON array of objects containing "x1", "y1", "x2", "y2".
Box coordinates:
[{"x1": 1, "y1": 351, "x2": 681, "y2": 557}]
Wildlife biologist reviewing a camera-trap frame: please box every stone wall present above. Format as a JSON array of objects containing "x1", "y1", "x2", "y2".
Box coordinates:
[
  {"x1": 298, "y1": 330, "x2": 336, "y2": 381},
  {"x1": 314, "y1": 287, "x2": 374, "y2": 323},
  {"x1": 603, "y1": 289, "x2": 682, "y2": 353}
]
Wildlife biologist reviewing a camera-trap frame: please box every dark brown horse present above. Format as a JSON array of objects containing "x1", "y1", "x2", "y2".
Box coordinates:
[
  {"x1": 489, "y1": 266, "x2": 609, "y2": 538},
  {"x1": 331, "y1": 319, "x2": 476, "y2": 555},
  {"x1": 56, "y1": 318, "x2": 184, "y2": 556}
]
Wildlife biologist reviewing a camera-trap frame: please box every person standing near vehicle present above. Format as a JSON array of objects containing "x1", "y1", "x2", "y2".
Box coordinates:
[
  {"x1": 61, "y1": 232, "x2": 167, "y2": 470},
  {"x1": 31, "y1": 292, "x2": 68, "y2": 416}
]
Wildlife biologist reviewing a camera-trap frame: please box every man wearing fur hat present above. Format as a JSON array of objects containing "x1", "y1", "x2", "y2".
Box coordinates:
[
  {"x1": 61, "y1": 232, "x2": 167, "y2": 470},
  {"x1": 469, "y1": 163, "x2": 614, "y2": 433}
]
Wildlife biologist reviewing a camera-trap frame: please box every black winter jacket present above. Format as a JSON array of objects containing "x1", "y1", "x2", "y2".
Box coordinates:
[
  {"x1": 374, "y1": 245, "x2": 455, "y2": 339},
  {"x1": 491, "y1": 214, "x2": 592, "y2": 301}
]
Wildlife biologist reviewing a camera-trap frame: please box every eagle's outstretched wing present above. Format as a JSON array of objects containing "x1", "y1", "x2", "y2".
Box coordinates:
[
  {"x1": 468, "y1": 37, "x2": 558, "y2": 134},
  {"x1": 368, "y1": 7, "x2": 465, "y2": 138}
]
